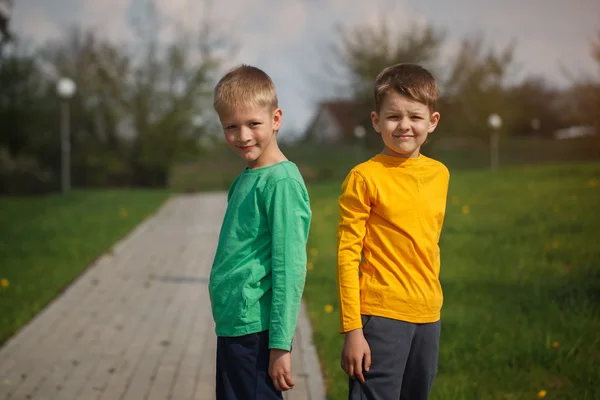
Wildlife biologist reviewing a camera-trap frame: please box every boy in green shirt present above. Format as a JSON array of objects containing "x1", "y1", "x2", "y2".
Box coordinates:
[{"x1": 208, "y1": 64, "x2": 312, "y2": 399}]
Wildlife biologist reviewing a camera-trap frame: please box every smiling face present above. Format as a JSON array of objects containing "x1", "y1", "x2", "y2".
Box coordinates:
[
  {"x1": 218, "y1": 105, "x2": 283, "y2": 169},
  {"x1": 371, "y1": 90, "x2": 440, "y2": 158}
]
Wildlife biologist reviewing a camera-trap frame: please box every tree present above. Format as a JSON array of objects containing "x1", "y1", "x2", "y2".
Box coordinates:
[
  {"x1": 328, "y1": 19, "x2": 444, "y2": 102},
  {"x1": 505, "y1": 77, "x2": 560, "y2": 137},
  {"x1": 559, "y1": 29, "x2": 600, "y2": 129},
  {"x1": 0, "y1": 39, "x2": 58, "y2": 194},
  {"x1": 0, "y1": 0, "x2": 13, "y2": 49},
  {"x1": 39, "y1": 0, "x2": 231, "y2": 187},
  {"x1": 439, "y1": 36, "x2": 518, "y2": 137}
]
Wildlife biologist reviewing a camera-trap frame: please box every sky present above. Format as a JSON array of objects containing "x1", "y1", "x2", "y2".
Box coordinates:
[{"x1": 11, "y1": 0, "x2": 600, "y2": 139}]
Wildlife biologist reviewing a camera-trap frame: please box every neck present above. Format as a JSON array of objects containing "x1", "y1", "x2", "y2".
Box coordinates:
[
  {"x1": 248, "y1": 136, "x2": 287, "y2": 169},
  {"x1": 381, "y1": 147, "x2": 420, "y2": 159}
]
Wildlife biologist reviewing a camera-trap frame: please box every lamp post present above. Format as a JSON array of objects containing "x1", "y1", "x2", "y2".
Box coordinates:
[
  {"x1": 56, "y1": 77, "x2": 77, "y2": 193},
  {"x1": 488, "y1": 113, "x2": 502, "y2": 170},
  {"x1": 353, "y1": 125, "x2": 367, "y2": 157}
]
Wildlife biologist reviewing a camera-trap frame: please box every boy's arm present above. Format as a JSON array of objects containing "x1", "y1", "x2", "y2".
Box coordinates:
[
  {"x1": 265, "y1": 178, "x2": 311, "y2": 351},
  {"x1": 337, "y1": 171, "x2": 371, "y2": 333}
]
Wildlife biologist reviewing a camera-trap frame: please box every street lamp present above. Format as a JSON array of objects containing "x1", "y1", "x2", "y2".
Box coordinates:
[
  {"x1": 487, "y1": 113, "x2": 502, "y2": 170},
  {"x1": 56, "y1": 77, "x2": 77, "y2": 193},
  {"x1": 353, "y1": 125, "x2": 367, "y2": 156}
]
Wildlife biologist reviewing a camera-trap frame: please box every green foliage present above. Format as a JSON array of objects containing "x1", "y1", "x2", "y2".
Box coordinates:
[
  {"x1": 331, "y1": 20, "x2": 444, "y2": 102},
  {"x1": 440, "y1": 36, "x2": 518, "y2": 137},
  {"x1": 0, "y1": 1, "x2": 231, "y2": 193}
]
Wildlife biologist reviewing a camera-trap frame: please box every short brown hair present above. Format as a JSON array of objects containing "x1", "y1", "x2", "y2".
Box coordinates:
[
  {"x1": 373, "y1": 63, "x2": 439, "y2": 113},
  {"x1": 213, "y1": 64, "x2": 278, "y2": 114}
]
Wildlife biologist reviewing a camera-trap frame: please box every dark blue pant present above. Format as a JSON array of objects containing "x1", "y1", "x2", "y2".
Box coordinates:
[
  {"x1": 216, "y1": 330, "x2": 283, "y2": 400},
  {"x1": 349, "y1": 316, "x2": 441, "y2": 400}
]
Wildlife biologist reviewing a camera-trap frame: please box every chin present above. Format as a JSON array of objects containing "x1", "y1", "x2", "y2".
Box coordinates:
[{"x1": 394, "y1": 145, "x2": 415, "y2": 154}]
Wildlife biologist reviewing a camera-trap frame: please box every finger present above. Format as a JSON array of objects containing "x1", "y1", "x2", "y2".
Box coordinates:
[
  {"x1": 284, "y1": 371, "x2": 295, "y2": 388},
  {"x1": 364, "y1": 350, "x2": 372, "y2": 372},
  {"x1": 354, "y1": 359, "x2": 364, "y2": 383},
  {"x1": 348, "y1": 361, "x2": 355, "y2": 378},
  {"x1": 271, "y1": 374, "x2": 282, "y2": 391},
  {"x1": 278, "y1": 375, "x2": 291, "y2": 391},
  {"x1": 341, "y1": 360, "x2": 350, "y2": 375}
]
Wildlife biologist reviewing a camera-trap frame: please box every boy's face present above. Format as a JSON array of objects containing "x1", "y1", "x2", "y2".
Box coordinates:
[
  {"x1": 371, "y1": 90, "x2": 440, "y2": 158},
  {"x1": 218, "y1": 105, "x2": 282, "y2": 169}
]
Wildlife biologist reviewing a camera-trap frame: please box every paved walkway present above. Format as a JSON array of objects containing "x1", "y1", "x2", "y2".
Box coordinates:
[{"x1": 0, "y1": 193, "x2": 325, "y2": 400}]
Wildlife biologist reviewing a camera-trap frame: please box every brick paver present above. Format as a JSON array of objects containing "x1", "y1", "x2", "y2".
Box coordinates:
[{"x1": 0, "y1": 193, "x2": 325, "y2": 400}]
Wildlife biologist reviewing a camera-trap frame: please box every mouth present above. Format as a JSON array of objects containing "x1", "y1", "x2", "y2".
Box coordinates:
[
  {"x1": 238, "y1": 145, "x2": 255, "y2": 151},
  {"x1": 392, "y1": 135, "x2": 414, "y2": 140}
]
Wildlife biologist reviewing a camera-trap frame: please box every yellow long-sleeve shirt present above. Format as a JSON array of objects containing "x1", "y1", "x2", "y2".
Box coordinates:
[{"x1": 337, "y1": 153, "x2": 449, "y2": 333}]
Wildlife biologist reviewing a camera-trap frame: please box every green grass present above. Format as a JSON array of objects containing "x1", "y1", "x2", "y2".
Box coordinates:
[
  {"x1": 0, "y1": 190, "x2": 170, "y2": 345},
  {"x1": 303, "y1": 162, "x2": 600, "y2": 400}
]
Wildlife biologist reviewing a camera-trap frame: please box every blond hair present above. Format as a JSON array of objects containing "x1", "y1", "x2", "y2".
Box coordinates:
[
  {"x1": 213, "y1": 64, "x2": 278, "y2": 114},
  {"x1": 374, "y1": 63, "x2": 439, "y2": 113}
]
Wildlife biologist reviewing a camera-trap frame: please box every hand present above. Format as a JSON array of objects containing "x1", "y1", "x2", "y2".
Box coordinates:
[
  {"x1": 341, "y1": 328, "x2": 371, "y2": 383},
  {"x1": 269, "y1": 349, "x2": 295, "y2": 391}
]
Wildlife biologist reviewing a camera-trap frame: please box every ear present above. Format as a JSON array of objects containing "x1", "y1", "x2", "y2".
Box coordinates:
[
  {"x1": 371, "y1": 111, "x2": 381, "y2": 133},
  {"x1": 428, "y1": 112, "x2": 440, "y2": 133},
  {"x1": 272, "y1": 108, "x2": 283, "y2": 131}
]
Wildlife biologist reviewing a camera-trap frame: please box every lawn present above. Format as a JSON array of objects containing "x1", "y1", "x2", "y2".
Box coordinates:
[
  {"x1": 303, "y1": 162, "x2": 600, "y2": 400},
  {"x1": 0, "y1": 190, "x2": 170, "y2": 345}
]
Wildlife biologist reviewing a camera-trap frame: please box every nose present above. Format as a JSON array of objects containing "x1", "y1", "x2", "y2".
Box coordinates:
[
  {"x1": 399, "y1": 117, "x2": 411, "y2": 131},
  {"x1": 237, "y1": 126, "x2": 252, "y2": 143}
]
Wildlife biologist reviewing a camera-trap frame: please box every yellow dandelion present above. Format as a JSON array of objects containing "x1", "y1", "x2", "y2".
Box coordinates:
[
  {"x1": 120, "y1": 208, "x2": 128, "y2": 218},
  {"x1": 309, "y1": 248, "x2": 319, "y2": 257},
  {"x1": 324, "y1": 304, "x2": 334, "y2": 313},
  {"x1": 307, "y1": 262, "x2": 314, "y2": 271},
  {"x1": 552, "y1": 240, "x2": 560, "y2": 249},
  {"x1": 538, "y1": 389, "x2": 547, "y2": 398},
  {"x1": 552, "y1": 341, "x2": 559, "y2": 348},
  {"x1": 0, "y1": 279, "x2": 8, "y2": 288},
  {"x1": 451, "y1": 196, "x2": 460, "y2": 205},
  {"x1": 588, "y1": 178, "x2": 599, "y2": 187},
  {"x1": 461, "y1": 205, "x2": 470, "y2": 215}
]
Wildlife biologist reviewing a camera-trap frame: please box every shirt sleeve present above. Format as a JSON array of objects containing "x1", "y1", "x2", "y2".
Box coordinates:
[
  {"x1": 264, "y1": 178, "x2": 312, "y2": 350},
  {"x1": 337, "y1": 170, "x2": 371, "y2": 333}
]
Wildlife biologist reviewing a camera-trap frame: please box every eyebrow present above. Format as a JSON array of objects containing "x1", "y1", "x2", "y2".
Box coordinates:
[{"x1": 384, "y1": 109, "x2": 425, "y2": 114}]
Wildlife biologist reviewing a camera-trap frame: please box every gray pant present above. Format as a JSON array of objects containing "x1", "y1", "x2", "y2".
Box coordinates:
[{"x1": 348, "y1": 316, "x2": 441, "y2": 400}]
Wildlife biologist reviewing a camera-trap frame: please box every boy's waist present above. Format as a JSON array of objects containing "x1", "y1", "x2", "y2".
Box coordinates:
[{"x1": 209, "y1": 286, "x2": 272, "y2": 332}]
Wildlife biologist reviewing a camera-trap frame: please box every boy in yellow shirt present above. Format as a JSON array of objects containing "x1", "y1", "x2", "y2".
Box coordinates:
[{"x1": 337, "y1": 63, "x2": 449, "y2": 400}]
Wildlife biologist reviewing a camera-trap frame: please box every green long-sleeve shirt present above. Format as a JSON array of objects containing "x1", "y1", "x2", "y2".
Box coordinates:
[{"x1": 208, "y1": 161, "x2": 312, "y2": 350}]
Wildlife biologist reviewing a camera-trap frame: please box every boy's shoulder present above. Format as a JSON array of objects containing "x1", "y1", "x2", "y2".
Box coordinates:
[
  {"x1": 259, "y1": 161, "x2": 307, "y2": 190},
  {"x1": 420, "y1": 154, "x2": 450, "y2": 177}
]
